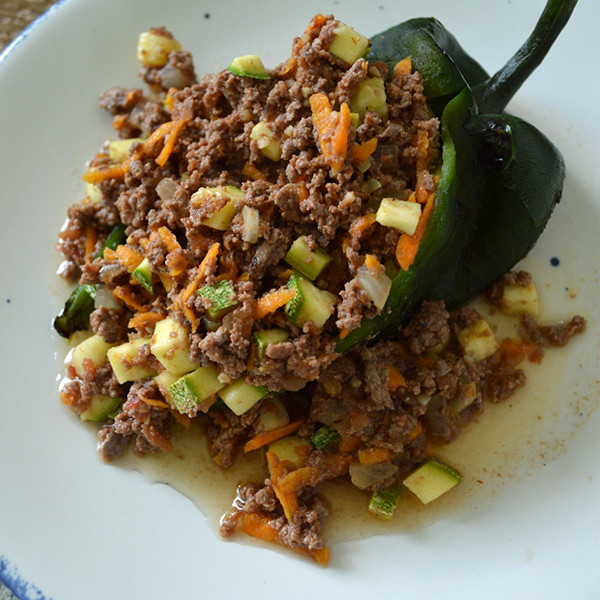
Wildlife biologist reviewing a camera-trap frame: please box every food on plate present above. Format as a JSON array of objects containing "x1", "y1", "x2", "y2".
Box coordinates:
[{"x1": 54, "y1": 1, "x2": 583, "y2": 563}]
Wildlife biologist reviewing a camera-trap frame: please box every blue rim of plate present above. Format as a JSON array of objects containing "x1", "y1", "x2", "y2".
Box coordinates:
[
  {"x1": 1, "y1": 0, "x2": 69, "y2": 593},
  {"x1": 0, "y1": 0, "x2": 68, "y2": 66}
]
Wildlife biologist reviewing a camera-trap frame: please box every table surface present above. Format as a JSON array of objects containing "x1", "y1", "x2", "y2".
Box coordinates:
[{"x1": 0, "y1": 7, "x2": 56, "y2": 600}]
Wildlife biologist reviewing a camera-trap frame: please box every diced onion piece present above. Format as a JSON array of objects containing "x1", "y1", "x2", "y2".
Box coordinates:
[
  {"x1": 156, "y1": 177, "x2": 178, "y2": 202},
  {"x1": 356, "y1": 261, "x2": 392, "y2": 310},
  {"x1": 94, "y1": 286, "x2": 119, "y2": 310},
  {"x1": 349, "y1": 461, "x2": 398, "y2": 490},
  {"x1": 242, "y1": 206, "x2": 260, "y2": 243},
  {"x1": 376, "y1": 198, "x2": 422, "y2": 236},
  {"x1": 159, "y1": 64, "x2": 186, "y2": 89}
]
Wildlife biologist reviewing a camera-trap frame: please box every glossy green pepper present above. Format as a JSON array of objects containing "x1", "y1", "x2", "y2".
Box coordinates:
[{"x1": 337, "y1": 0, "x2": 577, "y2": 353}]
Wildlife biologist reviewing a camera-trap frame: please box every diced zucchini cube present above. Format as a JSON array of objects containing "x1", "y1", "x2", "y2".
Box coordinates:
[
  {"x1": 137, "y1": 30, "x2": 181, "y2": 67},
  {"x1": 457, "y1": 318, "x2": 499, "y2": 361},
  {"x1": 132, "y1": 257, "x2": 153, "y2": 293},
  {"x1": 107, "y1": 338, "x2": 155, "y2": 384},
  {"x1": 328, "y1": 22, "x2": 370, "y2": 63},
  {"x1": 376, "y1": 198, "x2": 422, "y2": 236},
  {"x1": 154, "y1": 371, "x2": 180, "y2": 404},
  {"x1": 70, "y1": 334, "x2": 115, "y2": 378},
  {"x1": 108, "y1": 138, "x2": 144, "y2": 163},
  {"x1": 268, "y1": 435, "x2": 310, "y2": 469},
  {"x1": 310, "y1": 425, "x2": 341, "y2": 450},
  {"x1": 150, "y1": 317, "x2": 198, "y2": 376},
  {"x1": 80, "y1": 394, "x2": 123, "y2": 423},
  {"x1": 255, "y1": 396, "x2": 290, "y2": 434},
  {"x1": 285, "y1": 272, "x2": 336, "y2": 329},
  {"x1": 403, "y1": 459, "x2": 462, "y2": 504},
  {"x1": 218, "y1": 379, "x2": 268, "y2": 416},
  {"x1": 168, "y1": 365, "x2": 225, "y2": 415},
  {"x1": 349, "y1": 77, "x2": 388, "y2": 118},
  {"x1": 254, "y1": 328, "x2": 290, "y2": 361},
  {"x1": 227, "y1": 54, "x2": 270, "y2": 79},
  {"x1": 191, "y1": 186, "x2": 242, "y2": 231},
  {"x1": 368, "y1": 486, "x2": 402, "y2": 519},
  {"x1": 85, "y1": 182, "x2": 103, "y2": 203},
  {"x1": 284, "y1": 236, "x2": 332, "y2": 281},
  {"x1": 501, "y1": 282, "x2": 540, "y2": 317},
  {"x1": 198, "y1": 280, "x2": 238, "y2": 321},
  {"x1": 250, "y1": 122, "x2": 282, "y2": 162}
]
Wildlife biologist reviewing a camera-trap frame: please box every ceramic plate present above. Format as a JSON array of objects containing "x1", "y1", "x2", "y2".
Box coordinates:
[{"x1": 1, "y1": 0, "x2": 598, "y2": 598}]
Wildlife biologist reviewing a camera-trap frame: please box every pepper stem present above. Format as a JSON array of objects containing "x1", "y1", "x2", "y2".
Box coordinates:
[{"x1": 475, "y1": 0, "x2": 578, "y2": 113}]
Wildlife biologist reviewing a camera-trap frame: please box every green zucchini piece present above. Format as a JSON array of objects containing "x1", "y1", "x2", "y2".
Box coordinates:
[
  {"x1": 310, "y1": 425, "x2": 341, "y2": 450},
  {"x1": 198, "y1": 280, "x2": 238, "y2": 320},
  {"x1": 80, "y1": 395, "x2": 123, "y2": 423},
  {"x1": 403, "y1": 459, "x2": 462, "y2": 504},
  {"x1": 107, "y1": 338, "x2": 155, "y2": 384},
  {"x1": 329, "y1": 22, "x2": 370, "y2": 63},
  {"x1": 132, "y1": 257, "x2": 153, "y2": 293},
  {"x1": 70, "y1": 334, "x2": 115, "y2": 378},
  {"x1": 284, "y1": 236, "x2": 332, "y2": 281},
  {"x1": 227, "y1": 54, "x2": 270, "y2": 79},
  {"x1": 254, "y1": 328, "x2": 289, "y2": 361},
  {"x1": 368, "y1": 486, "x2": 402, "y2": 518},
  {"x1": 108, "y1": 138, "x2": 144, "y2": 163},
  {"x1": 349, "y1": 77, "x2": 388, "y2": 118},
  {"x1": 285, "y1": 272, "x2": 336, "y2": 329},
  {"x1": 168, "y1": 365, "x2": 225, "y2": 415},
  {"x1": 250, "y1": 122, "x2": 281, "y2": 161},
  {"x1": 150, "y1": 317, "x2": 198, "y2": 376},
  {"x1": 218, "y1": 379, "x2": 268, "y2": 416},
  {"x1": 191, "y1": 186, "x2": 243, "y2": 231},
  {"x1": 376, "y1": 198, "x2": 422, "y2": 236}
]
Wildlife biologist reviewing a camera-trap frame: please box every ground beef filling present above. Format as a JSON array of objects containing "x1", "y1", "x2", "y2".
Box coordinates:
[{"x1": 56, "y1": 17, "x2": 587, "y2": 562}]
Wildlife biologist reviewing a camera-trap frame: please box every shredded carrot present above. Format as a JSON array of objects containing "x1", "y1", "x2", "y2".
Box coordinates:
[
  {"x1": 277, "y1": 466, "x2": 319, "y2": 495},
  {"x1": 164, "y1": 87, "x2": 177, "y2": 112},
  {"x1": 157, "y1": 226, "x2": 181, "y2": 253},
  {"x1": 178, "y1": 242, "x2": 220, "y2": 331},
  {"x1": 309, "y1": 93, "x2": 351, "y2": 174},
  {"x1": 84, "y1": 226, "x2": 97, "y2": 260},
  {"x1": 128, "y1": 311, "x2": 164, "y2": 330},
  {"x1": 266, "y1": 450, "x2": 298, "y2": 521},
  {"x1": 395, "y1": 175, "x2": 436, "y2": 271},
  {"x1": 112, "y1": 114, "x2": 127, "y2": 131},
  {"x1": 113, "y1": 286, "x2": 148, "y2": 311},
  {"x1": 254, "y1": 287, "x2": 295, "y2": 320},
  {"x1": 280, "y1": 56, "x2": 297, "y2": 77},
  {"x1": 387, "y1": 364, "x2": 407, "y2": 391},
  {"x1": 297, "y1": 181, "x2": 309, "y2": 201},
  {"x1": 158, "y1": 271, "x2": 174, "y2": 292},
  {"x1": 358, "y1": 447, "x2": 391, "y2": 465},
  {"x1": 415, "y1": 129, "x2": 431, "y2": 172},
  {"x1": 394, "y1": 56, "x2": 412, "y2": 77},
  {"x1": 241, "y1": 513, "x2": 329, "y2": 565},
  {"x1": 82, "y1": 163, "x2": 129, "y2": 184},
  {"x1": 82, "y1": 119, "x2": 181, "y2": 183},
  {"x1": 364, "y1": 253, "x2": 383, "y2": 273},
  {"x1": 242, "y1": 162, "x2": 266, "y2": 180},
  {"x1": 156, "y1": 118, "x2": 188, "y2": 167},
  {"x1": 102, "y1": 247, "x2": 118, "y2": 261},
  {"x1": 350, "y1": 213, "x2": 377, "y2": 237},
  {"x1": 141, "y1": 397, "x2": 170, "y2": 409},
  {"x1": 243, "y1": 420, "x2": 304, "y2": 453},
  {"x1": 351, "y1": 138, "x2": 378, "y2": 163},
  {"x1": 170, "y1": 409, "x2": 191, "y2": 429},
  {"x1": 339, "y1": 328, "x2": 350, "y2": 340},
  {"x1": 167, "y1": 251, "x2": 189, "y2": 277},
  {"x1": 114, "y1": 244, "x2": 144, "y2": 272}
]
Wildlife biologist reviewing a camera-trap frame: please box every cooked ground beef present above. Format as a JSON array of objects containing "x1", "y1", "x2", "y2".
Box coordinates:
[{"x1": 56, "y1": 15, "x2": 586, "y2": 563}]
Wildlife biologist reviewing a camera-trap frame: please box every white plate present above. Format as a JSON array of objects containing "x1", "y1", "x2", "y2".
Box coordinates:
[{"x1": 1, "y1": 1, "x2": 598, "y2": 598}]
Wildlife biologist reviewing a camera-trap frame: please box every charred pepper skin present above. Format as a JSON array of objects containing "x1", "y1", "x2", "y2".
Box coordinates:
[{"x1": 337, "y1": 0, "x2": 577, "y2": 353}]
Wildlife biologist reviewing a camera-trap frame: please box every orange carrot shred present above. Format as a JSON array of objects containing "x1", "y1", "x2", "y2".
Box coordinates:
[
  {"x1": 84, "y1": 226, "x2": 97, "y2": 260},
  {"x1": 243, "y1": 420, "x2": 304, "y2": 454},
  {"x1": 349, "y1": 213, "x2": 377, "y2": 237},
  {"x1": 156, "y1": 118, "x2": 188, "y2": 167},
  {"x1": 387, "y1": 364, "x2": 407, "y2": 391},
  {"x1": 157, "y1": 226, "x2": 181, "y2": 253},
  {"x1": 241, "y1": 513, "x2": 330, "y2": 565},
  {"x1": 141, "y1": 397, "x2": 170, "y2": 409},
  {"x1": 242, "y1": 162, "x2": 266, "y2": 180},
  {"x1": 254, "y1": 287, "x2": 295, "y2": 320},
  {"x1": 128, "y1": 311, "x2": 164, "y2": 330},
  {"x1": 266, "y1": 450, "x2": 299, "y2": 521},
  {"x1": 358, "y1": 447, "x2": 391, "y2": 465},
  {"x1": 114, "y1": 244, "x2": 144, "y2": 272},
  {"x1": 351, "y1": 138, "x2": 378, "y2": 163},
  {"x1": 394, "y1": 57, "x2": 412, "y2": 76},
  {"x1": 113, "y1": 286, "x2": 148, "y2": 311}
]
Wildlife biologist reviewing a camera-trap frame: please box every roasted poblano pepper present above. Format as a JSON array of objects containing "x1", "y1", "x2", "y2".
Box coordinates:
[
  {"x1": 53, "y1": 222, "x2": 126, "y2": 338},
  {"x1": 337, "y1": 0, "x2": 577, "y2": 353}
]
